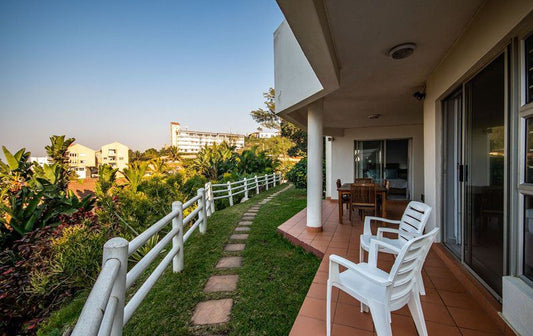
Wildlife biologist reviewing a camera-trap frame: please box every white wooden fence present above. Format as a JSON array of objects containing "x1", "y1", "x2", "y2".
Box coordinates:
[{"x1": 71, "y1": 173, "x2": 281, "y2": 336}]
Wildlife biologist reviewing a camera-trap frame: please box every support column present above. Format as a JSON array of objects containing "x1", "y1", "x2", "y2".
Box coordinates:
[{"x1": 307, "y1": 100, "x2": 323, "y2": 232}]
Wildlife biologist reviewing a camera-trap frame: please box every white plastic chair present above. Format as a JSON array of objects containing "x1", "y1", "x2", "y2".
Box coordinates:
[
  {"x1": 327, "y1": 228, "x2": 439, "y2": 336},
  {"x1": 360, "y1": 201, "x2": 432, "y2": 294}
]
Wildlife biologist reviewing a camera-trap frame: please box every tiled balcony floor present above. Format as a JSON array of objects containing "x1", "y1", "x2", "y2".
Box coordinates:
[{"x1": 277, "y1": 200, "x2": 515, "y2": 336}]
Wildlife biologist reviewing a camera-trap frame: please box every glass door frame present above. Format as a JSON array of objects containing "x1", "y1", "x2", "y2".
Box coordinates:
[{"x1": 440, "y1": 47, "x2": 510, "y2": 301}]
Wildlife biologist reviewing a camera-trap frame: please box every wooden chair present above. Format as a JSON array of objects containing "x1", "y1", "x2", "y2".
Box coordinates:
[
  {"x1": 336, "y1": 179, "x2": 351, "y2": 211},
  {"x1": 354, "y1": 178, "x2": 373, "y2": 184},
  {"x1": 350, "y1": 183, "x2": 377, "y2": 224}
]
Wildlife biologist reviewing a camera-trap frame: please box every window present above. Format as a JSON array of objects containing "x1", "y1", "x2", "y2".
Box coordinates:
[{"x1": 526, "y1": 34, "x2": 533, "y2": 104}]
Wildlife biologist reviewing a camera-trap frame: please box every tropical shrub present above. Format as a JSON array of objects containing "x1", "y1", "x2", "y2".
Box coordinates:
[{"x1": 287, "y1": 158, "x2": 307, "y2": 188}]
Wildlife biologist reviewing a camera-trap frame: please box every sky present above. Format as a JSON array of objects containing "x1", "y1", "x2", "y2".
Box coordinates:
[{"x1": 0, "y1": 1, "x2": 284, "y2": 156}]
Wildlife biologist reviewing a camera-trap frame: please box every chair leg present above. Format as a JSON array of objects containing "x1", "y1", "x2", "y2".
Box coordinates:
[
  {"x1": 407, "y1": 291, "x2": 428, "y2": 336},
  {"x1": 368, "y1": 302, "x2": 392, "y2": 336},
  {"x1": 417, "y1": 270, "x2": 426, "y2": 295},
  {"x1": 326, "y1": 281, "x2": 332, "y2": 336}
]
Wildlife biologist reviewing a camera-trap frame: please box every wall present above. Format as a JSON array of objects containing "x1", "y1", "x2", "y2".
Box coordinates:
[
  {"x1": 326, "y1": 124, "x2": 424, "y2": 203},
  {"x1": 274, "y1": 20, "x2": 323, "y2": 113}
]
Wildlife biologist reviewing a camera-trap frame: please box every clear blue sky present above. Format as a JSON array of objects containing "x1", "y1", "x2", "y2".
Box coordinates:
[{"x1": 0, "y1": 1, "x2": 283, "y2": 156}]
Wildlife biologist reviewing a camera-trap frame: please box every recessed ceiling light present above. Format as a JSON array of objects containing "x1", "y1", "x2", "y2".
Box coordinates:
[
  {"x1": 388, "y1": 43, "x2": 416, "y2": 60},
  {"x1": 368, "y1": 114, "x2": 381, "y2": 120}
]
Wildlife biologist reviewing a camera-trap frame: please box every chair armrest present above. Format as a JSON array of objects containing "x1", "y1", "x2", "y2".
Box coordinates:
[
  {"x1": 368, "y1": 239, "x2": 402, "y2": 267},
  {"x1": 377, "y1": 227, "x2": 418, "y2": 240},
  {"x1": 363, "y1": 216, "x2": 401, "y2": 235},
  {"x1": 329, "y1": 254, "x2": 391, "y2": 286}
]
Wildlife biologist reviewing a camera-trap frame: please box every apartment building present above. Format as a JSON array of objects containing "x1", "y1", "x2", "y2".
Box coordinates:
[
  {"x1": 99, "y1": 142, "x2": 129, "y2": 171},
  {"x1": 29, "y1": 156, "x2": 49, "y2": 167},
  {"x1": 250, "y1": 128, "x2": 281, "y2": 139},
  {"x1": 170, "y1": 122, "x2": 245, "y2": 153},
  {"x1": 68, "y1": 143, "x2": 96, "y2": 179}
]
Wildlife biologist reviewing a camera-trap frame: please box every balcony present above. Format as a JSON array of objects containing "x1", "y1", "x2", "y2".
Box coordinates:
[{"x1": 277, "y1": 200, "x2": 513, "y2": 335}]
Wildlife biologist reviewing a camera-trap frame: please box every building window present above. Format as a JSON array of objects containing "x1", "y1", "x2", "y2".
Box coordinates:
[
  {"x1": 526, "y1": 34, "x2": 533, "y2": 104},
  {"x1": 524, "y1": 196, "x2": 533, "y2": 280}
]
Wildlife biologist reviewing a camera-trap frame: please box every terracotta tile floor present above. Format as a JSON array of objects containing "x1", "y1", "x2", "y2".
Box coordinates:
[{"x1": 277, "y1": 200, "x2": 514, "y2": 336}]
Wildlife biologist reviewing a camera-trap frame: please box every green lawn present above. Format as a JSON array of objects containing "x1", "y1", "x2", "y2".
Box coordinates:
[{"x1": 39, "y1": 184, "x2": 319, "y2": 336}]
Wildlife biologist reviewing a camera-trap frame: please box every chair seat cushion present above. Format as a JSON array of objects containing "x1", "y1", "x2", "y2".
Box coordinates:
[
  {"x1": 337, "y1": 263, "x2": 388, "y2": 304},
  {"x1": 360, "y1": 234, "x2": 405, "y2": 254}
]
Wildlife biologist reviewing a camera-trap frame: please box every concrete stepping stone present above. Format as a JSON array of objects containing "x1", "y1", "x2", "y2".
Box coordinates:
[
  {"x1": 242, "y1": 216, "x2": 255, "y2": 221},
  {"x1": 230, "y1": 233, "x2": 249, "y2": 240},
  {"x1": 235, "y1": 227, "x2": 250, "y2": 232},
  {"x1": 247, "y1": 209, "x2": 259, "y2": 212},
  {"x1": 216, "y1": 256, "x2": 242, "y2": 269},
  {"x1": 243, "y1": 212, "x2": 256, "y2": 216},
  {"x1": 191, "y1": 299, "x2": 233, "y2": 325},
  {"x1": 204, "y1": 275, "x2": 239, "y2": 292},
  {"x1": 225, "y1": 243, "x2": 246, "y2": 251},
  {"x1": 238, "y1": 221, "x2": 253, "y2": 226}
]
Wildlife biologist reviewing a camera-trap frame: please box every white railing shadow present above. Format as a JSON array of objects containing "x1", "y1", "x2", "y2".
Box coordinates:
[{"x1": 71, "y1": 173, "x2": 282, "y2": 336}]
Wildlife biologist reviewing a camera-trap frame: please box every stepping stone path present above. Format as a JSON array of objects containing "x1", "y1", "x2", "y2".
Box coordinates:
[{"x1": 191, "y1": 185, "x2": 292, "y2": 328}]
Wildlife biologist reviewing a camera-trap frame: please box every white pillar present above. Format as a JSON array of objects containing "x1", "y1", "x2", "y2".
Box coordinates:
[{"x1": 307, "y1": 100, "x2": 323, "y2": 231}]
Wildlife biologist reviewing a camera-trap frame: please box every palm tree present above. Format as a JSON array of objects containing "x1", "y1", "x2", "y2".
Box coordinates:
[
  {"x1": 45, "y1": 135, "x2": 75, "y2": 191},
  {"x1": 96, "y1": 164, "x2": 118, "y2": 196},
  {"x1": 149, "y1": 158, "x2": 168, "y2": 176},
  {"x1": 167, "y1": 146, "x2": 181, "y2": 162},
  {"x1": 191, "y1": 142, "x2": 237, "y2": 180},
  {"x1": 122, "y1": 161, "x2": 149, "y2": 192}
]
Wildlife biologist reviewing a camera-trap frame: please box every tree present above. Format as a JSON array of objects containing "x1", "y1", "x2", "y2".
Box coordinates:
[
  {"x1": 166, "y1": 146, "x2": 181, "y2": 162},
  {"x1": 149, "y1": 158, "x2": 168, "y2": 176},
  {"x1": 95, "y1": 164, "x2": 118, "y2": 197},
  {"x1": 250, "y1": 88, "x2": 307, "y2": 156},
  {"x1": 190, "y1": 142, "x2": 237, "y2": 180},
  {"x1": 122, "y1": 161, "x2": 149, "y2": 192},
  {"x1": 45, "y1": 135, "x2": 75, "y2": 191}
]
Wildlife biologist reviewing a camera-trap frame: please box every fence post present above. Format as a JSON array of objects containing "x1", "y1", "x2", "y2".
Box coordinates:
[
  {"x1": 255, "y1": 175, "x2": 259, "y2": 194},
  {"x1": 265, "y1": 174, "x2": 269, "y2": 190},
  {"x1": 204, "y1": 183, "x2": 211, "y2": 217},
  {"x1": 198, "y1": 188, "x2": 207, "y2": 233},
  {"x1": 172, "y1": 201, "x2": 184, "y2": 273},
  {"x1": 243, "y1": 177, "x2": 249, "y2": 201},
  {"x1": 104, "y1": 237, "x2": 128, "y2": 336},
  {"x1": 227, "y1": 181, "x2": 233, "y2": 206},
  {"x1": 273, "y1": 173, "x2": 276, "y2": 187},
  {"x1": 208, "y1": 182, "x2": 215, "y2": 215}
]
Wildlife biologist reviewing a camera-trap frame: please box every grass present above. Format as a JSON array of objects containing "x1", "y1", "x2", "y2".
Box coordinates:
[{"x1": 38, "y1": 184, "x2": 319, "y2": 336}]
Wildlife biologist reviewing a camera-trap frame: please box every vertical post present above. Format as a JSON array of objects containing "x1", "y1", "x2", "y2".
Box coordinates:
[
  {"x1": 273, "y1": 173, "x2": 276, "y2": 187},
  {"x1": 103, "y1": 237, "x2": 128, "y2": 336},
  {"x1": 255, "y1": 175, "x2": 259, "y2": 194},
  {"x1": 243, "y1": 177, "x2": 249, "y2": 201},
  {"x1": 307, "y1": 100, "x2": 324, "y2": 231},
  {"x1": 265, "y1": 174, "x2": 269, "y2": 190},
  {"x1": 204, "y1": 183, "x2": 211, "y2": 217},
  {"x1": 198, "y1": 188, "x2": 207, "y2": 233},
  {"x1": 172, "y1": 201, "x2": 184, "y2": 273},
  {"x1": 227, "y1": 181, "x2": 233, "y2": 206}
]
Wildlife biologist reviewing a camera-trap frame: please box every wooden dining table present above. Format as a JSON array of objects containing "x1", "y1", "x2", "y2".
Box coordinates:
[{"x1": 337, "y1": 183, "x2": 387, "y2": 224}]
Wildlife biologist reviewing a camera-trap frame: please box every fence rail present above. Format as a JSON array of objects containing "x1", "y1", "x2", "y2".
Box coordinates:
[{"x1": 71, "y1": 173, "x2": 282, "y2": 336}]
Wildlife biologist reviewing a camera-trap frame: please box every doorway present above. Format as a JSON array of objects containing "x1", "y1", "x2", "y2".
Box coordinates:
[{"x1": 442, "y1": 53, "x2": 506, "y2": 297}]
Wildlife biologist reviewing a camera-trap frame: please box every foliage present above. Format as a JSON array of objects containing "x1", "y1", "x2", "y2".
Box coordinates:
[
  {"x1": 189, "y1": 142, "x2": 237, "y2": 180},
  {"x1": 243, "y1": 135, "x2": 294, "y2": 159},
  {"x1": 45, "y1": 136, "x2": 75, "y2": 192},
  {"x1": 286, "y1": 158, "x2": 307, "y2": 189},
  {"x1": 149, "y1": 157, "x2": 168, "y2": 176},
  {"x1": 249, "y1": 88, "x2": 307, "y2": 156},
  {"x1": 122, "y1": 161, "x2": 149, "y2": 193},
  {"x1": 95, "y1": 164, "x2": 118, "y2": 197},
  {"x1": 236, "y1": 147, "x2": 277, "y2": 174}
]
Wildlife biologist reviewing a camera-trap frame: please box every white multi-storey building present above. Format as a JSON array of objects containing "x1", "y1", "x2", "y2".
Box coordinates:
[
  {"x1": 170, "y1": 122, "x2": 245, "y2": 153},
  {"x1": 250, "y1": 128, "x2": 281, "y2": 139}
]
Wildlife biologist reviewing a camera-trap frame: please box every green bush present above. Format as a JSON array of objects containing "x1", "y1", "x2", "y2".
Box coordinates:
[{"x1": 287, "y1": 158, "x2": 307, "y2": 188}]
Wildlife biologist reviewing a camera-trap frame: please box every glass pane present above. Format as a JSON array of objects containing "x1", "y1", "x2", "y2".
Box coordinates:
[
  {"x1": 385, "y1": 139, "x2": 409, "y2": 199},
  {"x1": 465, "y1": 53, "x2": 505, "y2": 296},
  {"x1": 526, "y1": 118, "x2": 533, "y2": 183},
  {"x1": 354, "y1": 140, "x2": 383, "y2": 182},
  {"x1": 526, "y1": 34, "x2": 533, "y2": 104},
  {"x1": 524, "y1": 196, "x2": 533, "y2": 281},
  {"x1": 442, "y1": 90, "x2": 462, "y2": 258}
]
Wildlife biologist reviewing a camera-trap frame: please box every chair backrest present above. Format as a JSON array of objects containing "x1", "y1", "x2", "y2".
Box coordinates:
[
  {"x1": 355, "y1": 178, "x2": 373, "y2": 184},
  {"x1": 350, "y1": 183, "x2": 376, "y2": 206},
  {"x1": 336, "y1": 179, "x2": 342, "y2": 188},
  {"x1": 386, "y1": 228, "x2": 439, "y2": 309},
  {"x1": 397, "y1": 201, "x2": 432, "y2": 242}
]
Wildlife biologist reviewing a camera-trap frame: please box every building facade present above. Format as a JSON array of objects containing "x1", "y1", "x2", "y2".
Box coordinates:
[
  {"x1": 68, "y1": 143, "x2": 97, "y2": 179},
  {"x1": 273, "y1": 1, "x2": 533, "y2": 334},
  {"x1": 170, "y1": 122, "x2": 245, "y2": 153},
  {"x1": 29, "y1": 156, "x2": 49, "y2": 167},
  {"x1": 99, "y1": 142, "x2": 129, "y2": 171},
  {"x1": 250, "y1": 128, "x2": 281, "y2": 139}
]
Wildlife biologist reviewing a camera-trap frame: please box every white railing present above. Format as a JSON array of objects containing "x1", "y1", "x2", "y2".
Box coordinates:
[{"x1": 72, "y1": 173, "x2": 281, "y2": 336}]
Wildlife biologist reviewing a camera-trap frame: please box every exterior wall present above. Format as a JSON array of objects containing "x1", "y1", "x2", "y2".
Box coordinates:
[
  {"x1": 68, "y1": 144, "x2": 96, "y2": 179},
  {"x1": 30, "y1": 156, "x2": 49, "y2": 167},
  {"x1": 100, "y1": 142, "x2": 129, "y2": 171},
  {"x1": 170, "y1": 122, "x2": 245, "y2": 153},
  {"x1": 274, "y1": 20, "x2": 323, "y2": 113},
  {"x1": 325, "y1": 124, "x2": 424, "y2": 204}
]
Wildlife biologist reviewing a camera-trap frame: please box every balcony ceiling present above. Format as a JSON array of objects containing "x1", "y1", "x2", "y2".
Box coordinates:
[{"x1": 278, "y1": 0, "x2": 484, "y2": 131}]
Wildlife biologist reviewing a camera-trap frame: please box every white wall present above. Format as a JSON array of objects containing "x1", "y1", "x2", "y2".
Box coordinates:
[
  {"x1": 274, "y1": 20, "x2": 323, "y2": 113},
  {"x1": 326, "y1": 124, "x2": 424, "y2": 203}
]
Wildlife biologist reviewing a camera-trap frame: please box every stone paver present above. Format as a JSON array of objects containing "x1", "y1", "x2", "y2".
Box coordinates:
[
  {"x1": 216, "y1": 256, "x2": 242, "y2": 269},
  {"x1": 204, "y1": 275, "x2": 239, "y2": 292},
  {"x1": 225, "y1": 243, "x2": 246, "y2": 251},
  {"x1": 242, "y1": 216, "x2": 255, "y2": 221},
  {"x1": 243, "y1": 212, "x2": 257, "y2": 216},
  {"x1": 247, "y1": 209, "x2": 259, "y2": 213},
  {"x1": 230, "y1": 233, "x2": 249, "y2": 240},
  {"x1": 191, "y1": 299, "x2": 233, "y2": 325},
  {"x1": 235, "y1": 227, "x2": 250, "y2": 232},
  {"x1": 238, "y1": 221, "x2": 253, "y2": 226}
]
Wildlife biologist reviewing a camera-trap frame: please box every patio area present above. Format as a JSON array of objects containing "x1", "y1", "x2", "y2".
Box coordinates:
[{"x1": 277, "y1": 200, "x2": 515, "y2": 336}]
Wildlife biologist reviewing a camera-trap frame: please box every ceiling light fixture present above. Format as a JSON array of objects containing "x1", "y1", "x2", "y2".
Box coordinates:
[{"x1": 388, "y1": 43, "x2": 416, "y2": 60}]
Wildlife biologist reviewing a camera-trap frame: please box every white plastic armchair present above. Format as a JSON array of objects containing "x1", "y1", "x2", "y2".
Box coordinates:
[
  {"x1": 327, "y1": 228, "x2": 439, "y2": 336},
  {"x1": 360, "y1": 201, "x2": 432, "y2": 294}
]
